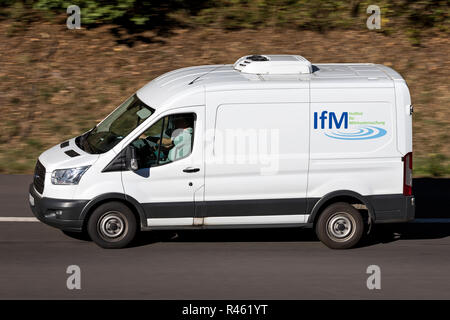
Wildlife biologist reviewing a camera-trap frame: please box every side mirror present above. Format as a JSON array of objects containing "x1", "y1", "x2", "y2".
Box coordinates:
[{"x1": 125, "y1": 145, "x2": 139, "y2": 171}]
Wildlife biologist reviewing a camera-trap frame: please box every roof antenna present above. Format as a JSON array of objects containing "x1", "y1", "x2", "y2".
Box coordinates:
[{"x1": 188, "y1": 64, "x2": 225, "y2": 85}]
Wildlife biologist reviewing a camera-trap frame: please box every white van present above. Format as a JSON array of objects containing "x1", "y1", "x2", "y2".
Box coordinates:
[{"x1": 29, "y1": 54, "x2": 415, "y2": 249}]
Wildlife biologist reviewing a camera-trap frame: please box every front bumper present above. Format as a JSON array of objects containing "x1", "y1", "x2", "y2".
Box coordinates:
[
  {"x1": 29, "y1": 184, "x2": 88, "y2": 232},
  {"x1": 369, "y1": 194, "x2": 415, "y2": 223}
]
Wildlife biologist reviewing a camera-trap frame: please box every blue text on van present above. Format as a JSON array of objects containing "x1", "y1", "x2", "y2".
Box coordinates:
[{"x1": 314, "y1": 111, "x2": 348, "y2": 129}]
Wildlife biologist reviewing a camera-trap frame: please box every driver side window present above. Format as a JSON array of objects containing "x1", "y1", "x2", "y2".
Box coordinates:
[{"x1": 131, "y1": 113, "x2": 195, "y2": 169}]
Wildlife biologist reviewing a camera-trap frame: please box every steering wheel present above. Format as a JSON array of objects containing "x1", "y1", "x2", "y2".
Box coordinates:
[
  {"x1": 145, "y1": 138, "x2": 173, "y2": 162},
  {"x1": 144, "y1": 139, "x2": 158, "y2": 150}
]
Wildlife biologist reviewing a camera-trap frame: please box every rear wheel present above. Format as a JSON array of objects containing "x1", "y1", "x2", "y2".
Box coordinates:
[
  {"x1": 87, "y1": 202, "x2": 137, "y2": 249},
  {"x1": 315, "y1": 202, "x2": 364, "y2": 249}
]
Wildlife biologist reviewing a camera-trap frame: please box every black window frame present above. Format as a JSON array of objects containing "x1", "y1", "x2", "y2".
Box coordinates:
[{"x1": 102, "y1": 112, "x2": 196, "y2": 172}]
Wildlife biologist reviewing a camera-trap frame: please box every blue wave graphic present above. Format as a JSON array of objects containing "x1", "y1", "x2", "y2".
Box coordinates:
[{"x1": 325, "y1": 126, "x2": 387, "y2": 140}]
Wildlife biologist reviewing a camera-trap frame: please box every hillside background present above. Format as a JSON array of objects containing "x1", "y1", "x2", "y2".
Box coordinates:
[{"x1": 0, "y1": 0, "x2": 449, "y2": 176}]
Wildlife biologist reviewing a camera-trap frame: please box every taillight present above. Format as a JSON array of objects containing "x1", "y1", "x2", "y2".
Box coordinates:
[{"x1": 403, "y1": 152, "x2": 413, "y2": 196}]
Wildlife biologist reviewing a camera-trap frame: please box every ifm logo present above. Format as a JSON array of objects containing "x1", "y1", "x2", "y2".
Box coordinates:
[
  {"x1": 313, "y1": 111, "x2": 387, "y2": 140},
  {"x1": 314, "y1": 111, "x2": 348, "y2": 129}
]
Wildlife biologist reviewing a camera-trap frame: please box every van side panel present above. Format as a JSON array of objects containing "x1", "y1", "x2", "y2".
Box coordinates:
[
  {"x1": 204, "y1": 88, "x2": 310, "y2": 220},
  {"x1": 308, "y1": 86, "x2": 403, "y2": 197}
]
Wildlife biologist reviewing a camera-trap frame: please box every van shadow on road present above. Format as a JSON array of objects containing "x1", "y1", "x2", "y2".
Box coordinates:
[
  {"x1": 132, "y1": 178, "x2": 450, "y2": 248},
  {"x1": 413, "y1": 177, "x2": 450, "y2": 219},
  {"x1": 132, "y1": 222, "x2": 450, "y2": 248}
]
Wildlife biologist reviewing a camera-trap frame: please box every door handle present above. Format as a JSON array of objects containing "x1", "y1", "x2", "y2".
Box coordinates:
[{"x1": 183, "y1": 167, "x2": 200, "y2": 173}]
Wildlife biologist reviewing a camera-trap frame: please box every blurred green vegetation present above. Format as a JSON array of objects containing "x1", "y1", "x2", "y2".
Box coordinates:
[
  {"x1": 0, "y1": 0, "x2": 448, "y2": 36},
  {"x1": 415, "y1": 154, "x2": 450, "y2": 177},
  {"x1": 0, "y1": 0, "x2": 448, "y2": 177}
]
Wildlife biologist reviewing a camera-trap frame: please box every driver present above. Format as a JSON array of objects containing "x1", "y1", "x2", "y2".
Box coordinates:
[{"x1": 158, "y1": 115, "x2": 193, "y2": 162}]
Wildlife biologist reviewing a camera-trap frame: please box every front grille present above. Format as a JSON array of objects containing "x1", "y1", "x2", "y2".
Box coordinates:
[{"x1": 33, "y1": 160, "x2": 46, "y2": 194}]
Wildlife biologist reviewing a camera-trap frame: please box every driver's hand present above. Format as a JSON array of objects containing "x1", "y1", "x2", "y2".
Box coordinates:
[{"x1": 158, "y1": 137, "x2": 173, "y2": 147}]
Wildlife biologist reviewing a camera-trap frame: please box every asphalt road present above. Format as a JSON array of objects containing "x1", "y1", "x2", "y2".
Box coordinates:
[{"x1": 0, "y1": 175, "x2": 449, "y2": 299}]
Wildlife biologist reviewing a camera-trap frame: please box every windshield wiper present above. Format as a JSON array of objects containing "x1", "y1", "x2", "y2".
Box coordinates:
[
  {"x1": 80, "y1": 126, "x2": 96, "y2": 153},
  {"x1": 85, "y1": 125, "x2": 96, "y2": 140}
]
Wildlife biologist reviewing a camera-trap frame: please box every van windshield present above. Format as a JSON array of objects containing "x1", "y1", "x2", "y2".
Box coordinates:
[{"x1": 77, "y1": 94, "x2": 155, "y2": 154}]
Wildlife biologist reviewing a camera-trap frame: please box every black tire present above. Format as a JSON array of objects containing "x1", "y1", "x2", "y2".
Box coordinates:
[
  {"x1": 62, "y1": 230, "x2": 91, "y2": 241},
  {"x1": 315, "y1": 202, "x2": 364, "y2": 249},
  {"x1": 87, "y1": 201, "x2": 137, "y2": 249}
]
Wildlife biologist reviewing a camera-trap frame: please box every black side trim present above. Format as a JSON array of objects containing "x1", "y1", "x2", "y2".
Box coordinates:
[
  {"x1": 143, "y1": 198, "x2": 307, "y2": 219},
  {"x1": 143, "y1": 202, "x2": 194, "y2": 218},
  {"x1": 60, "y1": 141, "x2": 69, "y2": 148},
  {"x1": 64, "y1": 150, "x2": 80, "y2": 157},
  {"x1": 201, "y1": 198, "x2": 307, "y2": 217}
]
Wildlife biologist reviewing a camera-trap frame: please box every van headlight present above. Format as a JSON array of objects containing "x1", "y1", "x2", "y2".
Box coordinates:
[{"x1": 51, "y1": 166, "x2": 90, "y2": 185}]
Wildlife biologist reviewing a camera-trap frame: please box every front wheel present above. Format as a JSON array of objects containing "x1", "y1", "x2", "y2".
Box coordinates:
[
  {"x1": 87, "y1": 202, "x2": 137, "y2": 249},
  {"x1": 315, "y1": 202, "x2": 364, "y2": 249}
]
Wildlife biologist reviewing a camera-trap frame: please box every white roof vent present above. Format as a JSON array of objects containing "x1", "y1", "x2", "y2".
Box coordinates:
[{"x1": 234, "y1": 54, "x2": 312, "y2": 74}]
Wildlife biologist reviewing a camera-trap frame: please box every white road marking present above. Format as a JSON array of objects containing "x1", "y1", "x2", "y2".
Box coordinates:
[{"x1": 0, "y1": 217, "x2": 39, "y2": 222}]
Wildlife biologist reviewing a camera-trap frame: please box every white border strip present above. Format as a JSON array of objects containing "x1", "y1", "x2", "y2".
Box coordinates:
[
  {"x1": 204, "y1": 214, "x2": 309, "y2": 225},
  {"x1": 147, "y1": 217, "x2": 193, "y2": 226},
  {"x1": 147, "y1": 214, "x2": 309, "y2": 227},
  {"x1": 0, "y1": 217, "x2": 39, "y2": 222}
]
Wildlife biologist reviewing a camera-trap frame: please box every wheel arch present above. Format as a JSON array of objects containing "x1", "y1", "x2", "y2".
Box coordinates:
[
  {"x1": 308, "y1": 190, "x2": 375, "y2": 225},
  {"x1": 80, "y1": 193, "x2": 146, "y2": 231}
]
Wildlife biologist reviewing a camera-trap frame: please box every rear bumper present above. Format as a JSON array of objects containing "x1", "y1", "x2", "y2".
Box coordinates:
[
  {"x1": 370, "y1": 194, "x2": 415, "y2": 223},
  {"x1": 29, "y1": 184, "x2": 87, "y2": 232}
]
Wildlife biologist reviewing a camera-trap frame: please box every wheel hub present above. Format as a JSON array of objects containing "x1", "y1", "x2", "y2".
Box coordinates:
[
  {"x1": 327, "y1": 214, "x2": 354, "y2": 240},
  {"x1": 98, "y1": 212, "x2": 127, "y2": 241}
]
